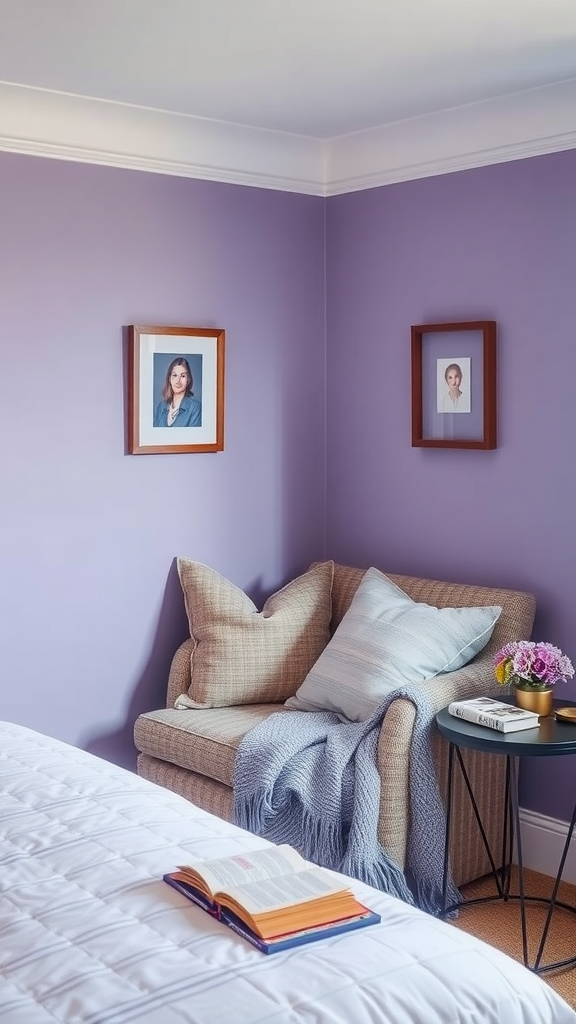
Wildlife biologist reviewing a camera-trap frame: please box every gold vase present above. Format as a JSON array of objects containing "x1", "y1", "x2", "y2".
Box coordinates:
[{"x1": 514, "y1": 685, "x2": 554, "y2": 717}]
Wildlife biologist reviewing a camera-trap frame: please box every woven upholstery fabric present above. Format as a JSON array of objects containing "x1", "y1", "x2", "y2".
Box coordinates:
[
  {"x1": 134, "y1": 704, "x2": 285, "y2": 786},
  {"x1": 176, "y1": 558, "x2": 334, "y2": 707},
  {"x1": 137, "y1": 754, "x2": 235, "y2": 822}
]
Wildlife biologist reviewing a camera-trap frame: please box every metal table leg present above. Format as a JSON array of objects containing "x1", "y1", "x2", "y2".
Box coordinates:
[{"x1": 440, "y1": 745, "x2": 576, "y2": 974}]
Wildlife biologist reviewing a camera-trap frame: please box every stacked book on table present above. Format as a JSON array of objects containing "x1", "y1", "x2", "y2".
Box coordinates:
[
  {"x1": 448, "y1": 696, "x2": 540, "y2": 733},
  {"x1": 164, "y1": 842, "x2": 380, "y2": 953}
]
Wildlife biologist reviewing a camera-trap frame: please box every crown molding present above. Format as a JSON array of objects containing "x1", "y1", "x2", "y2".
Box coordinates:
[
  {"x1": 0, "y1": 82, "x2": 326, "y2": 195},
  {"x1": 325, "y1": 77, "x2": 576, "y2": 195},
  {"x1": 0, "y1": 78, "x2": 575, "y2": 196}
]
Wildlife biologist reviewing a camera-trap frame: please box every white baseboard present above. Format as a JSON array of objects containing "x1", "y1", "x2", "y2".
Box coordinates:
[{"x1": 518, "y1": 808, "x2": 576, "y2": 885}]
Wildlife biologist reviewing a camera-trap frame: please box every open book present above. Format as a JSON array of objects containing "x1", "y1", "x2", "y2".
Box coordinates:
[{"x1": 164, "y1": 843, "x2": 380, "y2": 953}]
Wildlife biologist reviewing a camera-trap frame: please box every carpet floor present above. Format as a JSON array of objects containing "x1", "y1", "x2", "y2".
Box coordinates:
[{"x1": 450, "y1": 867, "x2": 576, "y2": 1008}]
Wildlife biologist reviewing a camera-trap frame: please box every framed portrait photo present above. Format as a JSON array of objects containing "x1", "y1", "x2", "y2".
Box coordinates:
[
  {"x1": 127, "y1": 325, "x2": 225, "y2": 454},
  {"x1": 411, "y1": 320, "x2": 497, "y2": 450}
]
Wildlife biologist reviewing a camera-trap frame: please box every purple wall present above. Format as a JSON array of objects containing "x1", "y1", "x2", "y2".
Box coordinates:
[
  {"x1": 325, "y1": 149, "x2": 576, "y2": 820},
  {"x1": 1, "y1": 145, "x2": 575, "y2": 823},
  {"x1": 0, "y1": 152, "x2": 326, "y2": 768}
]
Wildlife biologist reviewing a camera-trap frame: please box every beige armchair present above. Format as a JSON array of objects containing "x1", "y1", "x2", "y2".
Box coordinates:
[{"x1": 135, "y1": 563, "x2": 535, "y2": 887}]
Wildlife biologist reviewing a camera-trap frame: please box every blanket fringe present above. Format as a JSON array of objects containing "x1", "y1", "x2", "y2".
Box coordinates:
[
  {"x1": 342, "y1": 846, "x2": 414, "y2": 905},
  {"x1": 233, "y1": 688, "x2": 460, "y2": 916}
]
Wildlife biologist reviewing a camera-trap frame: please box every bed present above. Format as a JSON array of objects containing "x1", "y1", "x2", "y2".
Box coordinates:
[{"x1": 1, "y1": 720, "x2": 574, "y2": 1024}]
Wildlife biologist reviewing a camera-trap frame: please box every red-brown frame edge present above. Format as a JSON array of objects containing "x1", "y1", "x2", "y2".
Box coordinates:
[
  {"x1": 127, "y1": 324, "x2": 226, "y2": 455},
  {"x1": 411, "y1": 320, "x2": 497, "y2": 450}
]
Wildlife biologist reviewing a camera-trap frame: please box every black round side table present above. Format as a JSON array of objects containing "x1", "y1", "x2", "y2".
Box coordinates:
[{"x1": 436, "y1": 697, "x2": 576, "y2": 974}]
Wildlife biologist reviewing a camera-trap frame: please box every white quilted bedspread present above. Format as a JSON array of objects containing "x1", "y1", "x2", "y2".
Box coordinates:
[{"x1": 0, "y1": 721, "x2": 574, "y2": 1024}]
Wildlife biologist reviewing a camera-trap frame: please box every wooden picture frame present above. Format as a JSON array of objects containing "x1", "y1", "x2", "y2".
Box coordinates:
[
  {"x1": 411, "y1": 320, "x2": 497, "y2": 450},
  {"x1": 127, "y1": 325, "x2": 225, "y2": 454}
]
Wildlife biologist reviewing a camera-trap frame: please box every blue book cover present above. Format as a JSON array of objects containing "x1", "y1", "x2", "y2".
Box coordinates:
[
  {"x1": 220, "y1": 906, "x2": 381, "y2": 954},
  {"x1": 163, "y1": 872, "x2": 219, "y2": 916}
]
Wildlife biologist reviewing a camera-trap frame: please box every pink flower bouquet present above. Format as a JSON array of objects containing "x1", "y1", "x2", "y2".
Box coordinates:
[{"x1": 494, "y1": 640, "x2": 574, "y2": 690}]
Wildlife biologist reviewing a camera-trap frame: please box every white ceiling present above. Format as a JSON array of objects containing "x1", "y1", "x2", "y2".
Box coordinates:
[
  {"x1": 1, "y1": 0, "x2": 576, "y2": 193},
  {"x1": 1, "y1": 0, "x2": 576, "y2": 137}
]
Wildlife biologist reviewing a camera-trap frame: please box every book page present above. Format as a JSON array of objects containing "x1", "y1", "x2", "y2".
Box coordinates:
[
  {"x1": 219, "y1": 866, "x2": 348, "y2": 914},
  {"x1": 180, "y1": 844, "x2": 307, "y2": 895}
]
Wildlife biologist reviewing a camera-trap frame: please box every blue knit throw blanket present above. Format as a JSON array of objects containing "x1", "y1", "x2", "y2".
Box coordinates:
[{"x1": 233, "y1": 685, "x2": 460, "y2": 916}]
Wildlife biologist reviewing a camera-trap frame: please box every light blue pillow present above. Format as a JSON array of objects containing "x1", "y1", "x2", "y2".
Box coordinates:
[{"x1": 285, "y1": 566, "x2": 502, "y2": 722}]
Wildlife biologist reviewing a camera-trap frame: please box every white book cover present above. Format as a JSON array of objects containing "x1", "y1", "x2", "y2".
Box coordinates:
[{"x1": 448, "y1": 696, "x2": 540, "y2": 733}]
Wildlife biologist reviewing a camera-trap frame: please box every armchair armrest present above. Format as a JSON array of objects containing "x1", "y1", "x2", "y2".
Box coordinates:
[
  {"x1": 375, "y1": 648, "x2": 521, "y2": 879},
  {"x1": 376, "y1": 577, "x2": 537, "y2": 770},
  {"x1": 166, "y1": 639, "x2": 194, "y2": 708},
  {"x1": 412, "y1": 653, "x2": 503, "y2": 716}
]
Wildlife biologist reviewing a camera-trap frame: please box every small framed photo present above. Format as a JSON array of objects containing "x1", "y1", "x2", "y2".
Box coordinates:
[
  {"x1": 127, "y1": 325, "x2": 225, "y2": 455},
  {"x1": 411, "y1": 320, "x2": 497, "y2": 449}
]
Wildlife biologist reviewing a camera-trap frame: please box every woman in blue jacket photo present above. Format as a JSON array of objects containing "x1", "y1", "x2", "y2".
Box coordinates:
[{"x1": 154, "y1": 356, "x2": 202, "y2": 427}]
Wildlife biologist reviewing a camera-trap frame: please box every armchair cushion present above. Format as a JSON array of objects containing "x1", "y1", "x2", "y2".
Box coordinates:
[
  {"x1": 176, "y1": 558, "x2": 334, "y2": 708},
  {"x1": 285, "y1": 566, "x2": 502, "y2": 722}
]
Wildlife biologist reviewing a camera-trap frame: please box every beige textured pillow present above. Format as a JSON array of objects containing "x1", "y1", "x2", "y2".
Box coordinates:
[{"x1": 176, "y1": 558, "x2": 334, "y2": 708}]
